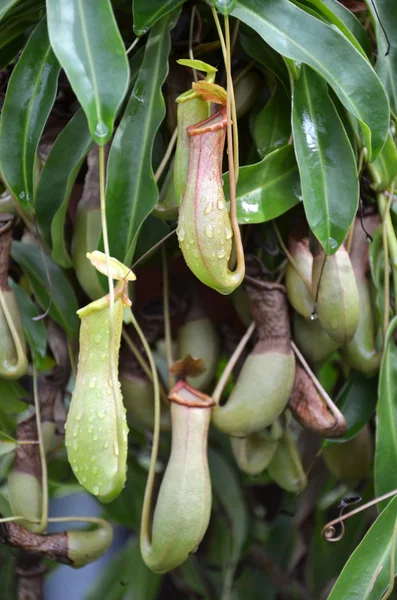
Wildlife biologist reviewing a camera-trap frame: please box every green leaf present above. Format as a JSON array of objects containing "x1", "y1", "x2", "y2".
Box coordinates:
[
  {"x1": 224, "y1": 145, "x2": 301, "y2": 224},
  {"x1": 133, "y1": 215, "x2": 170, "y2": 264},
  {"x1": 10, "y1": 241, "x2": 79, "y2": 339},
  {"x1": 367, "y1": 0, "x2": 397, "y2": 118},
  {"x1": 232, "y1": 0, "x2": 389, "y2": 161},
  {"x1": 35, "y1": 109, "x2": 94, "y2": 268},
  {"x1": 253, "y1": 84, "x2": 291, "y2": 159},
  {"x1": 291, "y1": 0, "x2": 370, "y2": 58},
  {"x1": 105, "y1": 10, "x2": 178, "y2": 265},
  {"x1": 0, "y1": 0, "x2": 20, "y2": 20},
  {"x1": 375, "y1": 316, "x2": 397, "y2": 511},
  {"x1": 9, "y1": 278, "x2": 46, "y2": 367},
  {"x1": 239, "y1": 25, "x2": 290, "y2": 93},
  {"x1": 328, "y1": 494, "x2": 397, "y2": 600},
  {"x1": 372, "y1": 132, "x2": 397, "y2": 191},
  {"x1": 85, "y1": 537, "x2": 162, "y2": 600},
  {"x1": 209, "y1": 448, "x2": 249, "y2": 595},
  {"x1": 324, "y1": 372, "x2": 378, "y2": 446},
  {"x1": 46, "y1": 0, "x2": 129, "y2": 145},
  {"x1": 320, "y1": 0, "x2": 372, "y2": 57},
  {"x1": 308, "y1": 485, "x2": 372, "y2": 596},
  {"x1": 292, "y1": 65, "x2": 359, "y2": 254},
  {"x1": 133, "y1": 0, "x2": 184, "y2": 36},
  {"x1": 0, "y1": 378, "x2": 28, "y2": 412},
  {"x1": 0, "y1": 18, "x2": 60, "y2": 213}
]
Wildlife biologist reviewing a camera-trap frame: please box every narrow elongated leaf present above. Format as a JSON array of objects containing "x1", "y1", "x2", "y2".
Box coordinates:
[
  {"x1": 324, "y1": 372, "x2": 378, "y2": 446},
  {"x1": 133, "y1": 0, "x2": 184, "y2": 36},
  {"x1": 239, "y1": 26, "x2": 290, "y2": 93},
  {"x1": 224, "y1": 145, "x2": 301, "y2": 224},
  {"x1": 35, "y1": 49, "x2": 145, "y2": 270},
  {"x1": 253, "y1": 84, "x2": 291, "y2": 159},
  {"x1": 291, "y1": 0, "x2": 369, "y2": 58},
  {"x1": 10, "y1": 241, "x2": 79, "y2": 339},
  {"x1": 9, "y1": 278, "x2": 46, "y2": 367},
  {"x1": 232, "y1": 0, "x2": 389, "y2": 161},
  {"x1": 292, "y1": 65, "x2": 359, "y2": 254},
  {"x1": 0, "y1": 18, "x2": 60, "y2": 213},
  {"x1": 321, "y1": 0, "x2": 371, "y2": 57},
  {"x1": 0, "y1": 379, "x2": 28, "y2": 412},
  {"x1": 367, "y1": 0, "x2": 397, "y2": 118},
  {"x1": 85, "y1": 537, "x2": 161, "y2": 600},
  {"x1": 46, "y1": 0, "x2": 129, "y2": 145},
  {"x1": 35, "y1": 110, "x2": 94, "y2": 267},
  {"x1": 328, "y1": 494, "x2": 397, "y2": 600},
  {"x1": 209, "y1": 449, "x2": 248, "y2": 597},
  {"x1": 375, "y1": 316, "x2": 397, "y2": 511},
  {"x1": 105, "y1": 11, "x2": 178, "y2": 264},
  {"x1": 308, "y1": 489, "x2": 371, "y2": 596},
  {"x1": 372, "y1": 132, "x2": 397, "y2": 191},
  {"x1": 0, "y1": 0, "x2": 20, "y2": 20}
]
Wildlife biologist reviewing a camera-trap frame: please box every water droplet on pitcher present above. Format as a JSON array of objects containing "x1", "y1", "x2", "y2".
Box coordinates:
[
  {"x1": 218, "y1": 247, "x2": 226, "y2": 259},
  {"x1": 204, "y1": 202, "x2": 213, "y2": 215},
  {"x1": 113, "y1": 441, "x2": 119, "y2": 456},
  {"x1": 225, "y1": 226, "x2": 232, "y2": 240},
  {"x1": 97, "y1": 409, "x2": 105, "y2": 420},
  {"x1": 89, "y1": 376, "x2": 96, "y2": 389},
  {"x1": 205, "y1": 225, "x2": 214, "y2": 238},
  {"x1": 217, "y1": 200, "x2": 225, "y2": 210},
  {"x1": 95, "y1": 120, "x2": 108, "y2": 139},
  {"x1": 76, "y1": 409, "x2": 84, "y2": 421},
  {"x1": 93, "y1": 486, "x2": 99, "y2": 496},
  {"x1": 178, "y1": 226, "x2": 185, "y2": 242}
]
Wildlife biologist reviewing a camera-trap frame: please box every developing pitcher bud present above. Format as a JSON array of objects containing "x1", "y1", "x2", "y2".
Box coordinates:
[{"x1": 312, "y1": 244, "x2": 359, "y2": 344}]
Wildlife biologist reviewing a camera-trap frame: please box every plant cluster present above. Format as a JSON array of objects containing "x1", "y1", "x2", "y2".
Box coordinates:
[{"x1": 0, "y1": 1, "x2": 396, "y2": 599}]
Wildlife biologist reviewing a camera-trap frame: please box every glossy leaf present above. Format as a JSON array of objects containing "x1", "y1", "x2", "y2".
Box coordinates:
[
  {"x1": 0, "y1": 18, "x2": 60, "y2": 213},
  {"x1": 292, "y1": 0, "x2": 370, "y2": 58},
  {"x1": 292, "y1": 65, "x2": 359, "y2": 254},
  {"x1": 372, "y1": 132, "x2": 397, "y2": 191},
  {"x1": 10, "y1": 241, "x2": 79, "y2": 339},
  {"x1": 0, "y1": 0, "x2": 20, "y2": 20},
  {"x1": 324, "y1": 372, "x2": 378, "y2": 446},
  {"x1": 321, "y1": 0, "x2": 372, "y2": 57},
  {"x1": 328, "y1": 494, "x2": 397, "y2": 600},
  {"x1": 35, "y1": 109, "x2": 94, "y2": 267},
  {"x1": 133, "y1": 0, "x2": 184, "y2": 36},
  {"x1": 0, "y1": 1, "x2": 44, "y2": 67},
  {"x1": 375, "y1": 316, "x2": 397, "y2": 511},
  {"x1": 367, "y1": 0, "x2": 397, "y2": 118},
  {"x1": 253, "y1": 84, "x2": 291, "y2": 159},
  {"x1": 105, "y1": 10, "x2": 178, "y2": 265},
  {"x1": 46, "y1": 0, "x2": 129, "y2": 145},
  {"x1": 9, "y1": 278, "x2": 46, "y2": 367},
  {"x1": 224, "y1": 144, "x2": 301, "y2": 224},
  {"x1": 232, "y1": 0, "x2": 389, "y2": 161}
]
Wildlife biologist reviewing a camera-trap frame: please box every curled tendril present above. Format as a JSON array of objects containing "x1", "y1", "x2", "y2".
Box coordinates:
[{"x1": 322, "y1": 490, "x2": 397, "y2": 543}]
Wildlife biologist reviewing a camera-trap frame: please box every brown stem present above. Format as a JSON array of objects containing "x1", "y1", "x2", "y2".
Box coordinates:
[
  {"x1": 0, "y1": 522, "x2": 70, "y2": 565},
  {"x1": 16, "y1": 557, "x2": 46, "y2": 600}
]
